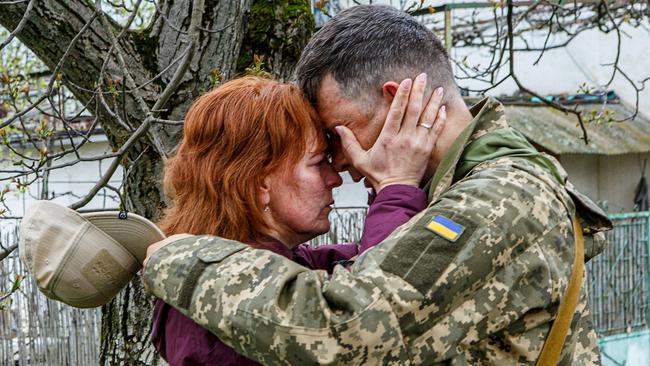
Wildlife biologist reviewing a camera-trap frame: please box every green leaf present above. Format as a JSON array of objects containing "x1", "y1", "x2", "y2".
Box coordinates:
[{"x1": 11, "y1": 274, "x2": 22, "y2": 292}]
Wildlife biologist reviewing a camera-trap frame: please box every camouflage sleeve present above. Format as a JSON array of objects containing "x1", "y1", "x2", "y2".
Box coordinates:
[
  {"x1": 144, "y1": 236, "x2": 411, "y2": 364},
  {"x1": 143, "y1": 160, "x2": 577, "y2": 365}
]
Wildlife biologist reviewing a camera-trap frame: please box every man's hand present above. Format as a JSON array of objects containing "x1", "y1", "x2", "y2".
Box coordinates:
[
  {"x1": 335, "y1": 73, "x2": 446, "y2": 193},
  {"x1": 143, "y1": 233, "x2": 193, "y2": 267}
]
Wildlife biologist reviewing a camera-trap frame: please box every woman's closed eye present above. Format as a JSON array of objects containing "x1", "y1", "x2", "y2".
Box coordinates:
[{"x1": 310, "y1": 153, "x2": 327, "y2": 166}]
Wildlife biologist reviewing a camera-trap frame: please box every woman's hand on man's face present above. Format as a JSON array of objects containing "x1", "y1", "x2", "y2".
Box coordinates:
[{"x1": 334, "y1": 73, "x2": 446, "y2": 193}]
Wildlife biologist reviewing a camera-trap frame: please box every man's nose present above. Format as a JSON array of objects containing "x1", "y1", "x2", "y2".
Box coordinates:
[
  {"x1": 330, "y1": 142, "x2": 364, "y2": 182},
  {"x1": 331, "y1": 150, "x2": 349, "y2": 173}
]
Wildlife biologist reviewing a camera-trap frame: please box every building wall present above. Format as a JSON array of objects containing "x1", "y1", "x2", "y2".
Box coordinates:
[
  {"x1": 560, "y1": 153, "x2": 650, "y2": 213},
  {"x1": 458, "y1": 24, "x2": 650, "y2": 118},
  {"x1": 0, "y1": 136, "x2": 123, "y2": 222}
]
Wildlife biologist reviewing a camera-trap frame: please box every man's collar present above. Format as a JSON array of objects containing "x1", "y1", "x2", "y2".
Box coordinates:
[{"x1": 423, "y1": 97, "x2": 506, "y2": 202}]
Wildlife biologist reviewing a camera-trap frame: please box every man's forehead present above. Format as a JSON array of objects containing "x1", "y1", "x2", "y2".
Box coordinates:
[
  {"x1": 314, "y1": 76, "x2": 370, "y2": 129},
  {"x1": 314, "y1": 76, "x2": 344, "y2": 113},
  {"x1": 316, "y1": 103, "x2": 363, "y2": 131}
]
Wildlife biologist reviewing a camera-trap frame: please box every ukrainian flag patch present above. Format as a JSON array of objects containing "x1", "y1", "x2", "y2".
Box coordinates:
[{"x1": 426, "y1": 215, "x2": 465, "y2": 242}]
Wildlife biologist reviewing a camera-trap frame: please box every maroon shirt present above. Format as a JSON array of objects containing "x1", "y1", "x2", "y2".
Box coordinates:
[{"x1": 151, "y1": 185, "x2": 427, "y2": 365}]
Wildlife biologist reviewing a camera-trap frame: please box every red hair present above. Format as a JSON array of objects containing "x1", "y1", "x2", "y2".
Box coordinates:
[{"x1": 159, "y1": 76, "x2": 325, "y2": 243}]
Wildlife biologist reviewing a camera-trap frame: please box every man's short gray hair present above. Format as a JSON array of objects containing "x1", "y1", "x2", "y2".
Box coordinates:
[{"x1": 296, "y1": 5, "x2": 456, "y2": 106}]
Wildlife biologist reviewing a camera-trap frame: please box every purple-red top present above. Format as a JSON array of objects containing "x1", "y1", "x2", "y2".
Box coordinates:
[{"x1": 151, "y1": 185, "x2": 427, "y2": 366}]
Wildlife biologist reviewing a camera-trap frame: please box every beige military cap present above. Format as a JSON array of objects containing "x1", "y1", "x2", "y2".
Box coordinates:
[{"x1": 19, "y1": 200, "x2": 165, "y2": 308}]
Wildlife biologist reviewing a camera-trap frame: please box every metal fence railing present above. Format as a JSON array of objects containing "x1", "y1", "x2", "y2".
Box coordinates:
[
  {"x1": 587, "y1": 211, "x2": 650, "y2": 337},
  {"x1": 309, "y1": 207, "x2": 368, "y2": 246},
  {"x1": 0, "y1": 220, "x2": 101, "y2": 366}
]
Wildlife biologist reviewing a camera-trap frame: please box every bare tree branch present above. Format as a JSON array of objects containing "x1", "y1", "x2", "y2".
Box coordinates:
[
  {"x1": 69, "y1": 116, "x2": 152, "y2": 210},
  {"x1": 1, "y1": 8, "x2": 101, "y2": 130},
  {"x1": 505, "y1": 0, "x2": 590, "y2": 143},
  {"x1": 0, "y1": 243, "x2": 18, "y2": 261}
]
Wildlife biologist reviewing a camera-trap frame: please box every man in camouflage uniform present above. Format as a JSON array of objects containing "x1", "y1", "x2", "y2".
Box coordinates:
[{"x1": 143, "y1": 5, "x2": 611, "y2": 365}]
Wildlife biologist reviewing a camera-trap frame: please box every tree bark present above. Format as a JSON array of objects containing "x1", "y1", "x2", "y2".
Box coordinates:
[
  {"x1": 0, "y1": 0, "x2": 313, "y2": 364},
  {"x1": 237, "y1": 0, "x2": 315, "y2": 79}
]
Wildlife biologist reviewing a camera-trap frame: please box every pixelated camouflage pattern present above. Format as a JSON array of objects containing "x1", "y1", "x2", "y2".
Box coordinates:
[{"x1": 144, "y1": 97, "x2": 611, "y2": 365}]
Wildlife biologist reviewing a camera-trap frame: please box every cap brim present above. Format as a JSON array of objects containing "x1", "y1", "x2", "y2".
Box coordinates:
[{"x1": 82, "y1": 211, "x2": 165, "y2": 264}]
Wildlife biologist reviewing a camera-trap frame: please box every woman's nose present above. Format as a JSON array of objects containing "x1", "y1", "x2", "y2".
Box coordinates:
[{"x1": 325, "y1": 165, "x2": 343, "y2": 188}]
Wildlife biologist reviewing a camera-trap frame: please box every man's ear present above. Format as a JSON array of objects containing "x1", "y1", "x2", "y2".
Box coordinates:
[{"x1": 382, "y1": 81, "x2": 400, "y2": 103}]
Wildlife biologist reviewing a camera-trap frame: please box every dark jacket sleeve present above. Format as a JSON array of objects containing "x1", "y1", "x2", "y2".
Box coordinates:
[{"x1": 359, "y1": 184, "x2": 427, "y2": 252}]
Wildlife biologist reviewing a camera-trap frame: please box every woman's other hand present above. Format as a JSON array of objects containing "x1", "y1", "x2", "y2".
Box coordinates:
[{"x1": 334, "y1": 73, "x2": 446, "y2": 193}]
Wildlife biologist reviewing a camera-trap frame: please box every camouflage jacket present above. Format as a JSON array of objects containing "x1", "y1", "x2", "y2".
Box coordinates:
[{"x1": 143, "y1": 98, "x2": 612, "y2": 365}]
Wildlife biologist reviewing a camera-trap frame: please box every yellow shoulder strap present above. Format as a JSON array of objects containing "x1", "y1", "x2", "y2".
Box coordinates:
[{"x1": 536, "y1": 217, "x2": 585, "y2": 365}]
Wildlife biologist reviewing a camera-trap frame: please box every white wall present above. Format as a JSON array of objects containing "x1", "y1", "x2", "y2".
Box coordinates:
[
  {"x1": 560, "y1": 153, "x2": 650, "y2": 213},
  {"x1": 457, "y1": 24, "x2": 650, "y2": 117}
]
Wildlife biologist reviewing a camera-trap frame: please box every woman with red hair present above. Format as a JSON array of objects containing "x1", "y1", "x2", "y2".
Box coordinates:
[{"x1": 151, "y1": 75, "x2": 444, "y2": 365}]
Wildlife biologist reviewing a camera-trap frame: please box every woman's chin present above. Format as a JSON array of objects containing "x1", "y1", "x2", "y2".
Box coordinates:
[{"x1": 311, "y1": 222, "x2": 331, "y2": 237}]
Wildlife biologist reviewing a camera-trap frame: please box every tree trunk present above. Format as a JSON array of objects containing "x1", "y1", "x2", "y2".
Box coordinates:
[{"x1": 0, "y1": 0, "x2": 313, "y2": 363}]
